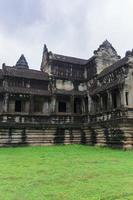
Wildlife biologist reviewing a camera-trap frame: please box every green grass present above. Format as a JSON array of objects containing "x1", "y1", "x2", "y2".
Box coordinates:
[{"x1": 0, "y1": 145, "x2": 133, "y2": 200}]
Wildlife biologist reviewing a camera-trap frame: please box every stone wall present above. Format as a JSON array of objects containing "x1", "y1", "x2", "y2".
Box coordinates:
[
  {"x1": 89, "y1": 119, "x2": 133, "y2": 149},
  {"x1": 0, "y1": 119, "x2": 133, "y2": 148},
  {"x1": 0, "y1": 124, "x2": 91, "y2": 147}
]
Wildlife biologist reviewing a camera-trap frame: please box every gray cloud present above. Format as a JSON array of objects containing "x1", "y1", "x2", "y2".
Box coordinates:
[
  {"x1": 0, "y1": 0, "x2": 133, "y2": 69},
  {"x1": 0, "y1": 0, "x2": 43, "y2": 30}
]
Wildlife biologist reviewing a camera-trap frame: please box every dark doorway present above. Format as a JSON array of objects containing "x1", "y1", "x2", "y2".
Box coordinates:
[
  {"x1": 125, "y1": 92, "x2": 129, "y2": 106},
  {"x1": 74, "y1": 98, "x2": 82, "y2": 114},
  {"x1": 34, "y1": 97, "x2": 43, "y2": 113},
  {"x1": 58, "y1": 101, "x2": 66, "y2": 112},
  {"x1": 54, "y1": 128, "x2": 65, "y2": 144},
  {"x1": 102, "y1": 93, "x2": 108, "y2": 110},
  {"x1": 85, "y1": 97, "x2": 88, "y2": 114},
  {"x1": 15, "y1": 100, "x2": 21, "y2": 112},
  {"x1": 112, "y1": 90, "x2": 117, "y2": 109},
  {"x1": 93, "y1": 95, "x2": 99, "y2": 112}
]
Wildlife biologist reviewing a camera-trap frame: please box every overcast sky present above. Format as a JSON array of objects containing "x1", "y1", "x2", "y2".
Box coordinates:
[{"x1": 0, "y1": 0, "x2": 133, "y2": 69}]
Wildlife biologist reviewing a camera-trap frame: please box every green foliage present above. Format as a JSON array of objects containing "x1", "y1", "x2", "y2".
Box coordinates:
[{"x1": 0, "y1": 145, "x2": 133, "y2": 200}]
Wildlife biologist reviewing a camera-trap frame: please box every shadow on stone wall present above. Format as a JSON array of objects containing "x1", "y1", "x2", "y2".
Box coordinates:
[
  {"x1": 21, "y1": 128, "x2": 27, "y2": 144},
  {"x1": 104, "y1": 128, "x2": 125, "y2": 147},
  {"x1": 4, "y1": 128, "x2": 27, "y2": 147},
  {"x1": 80, "y1": 129, "x2": 87, "y2": 144},
  {"x1": 104, "y1": 128, "x2": 110, "y2": 145},
  {"x1": 70, "y1": 129, "x2": 74, "y2": 144},
  {"x1": 54, "y1": 128, "x2": 65, "y2": 144},
  {"x1": 90, "y1": 128, "x2": 97, "y2": 145},
  {"x1": 8, "y1": 128, "x2": 12, "y2": 144}
]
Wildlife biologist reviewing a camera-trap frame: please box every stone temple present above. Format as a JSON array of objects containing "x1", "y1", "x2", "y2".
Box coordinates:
[{"x1": 0, "y1": 40, "x2": 133, "y2": 148}]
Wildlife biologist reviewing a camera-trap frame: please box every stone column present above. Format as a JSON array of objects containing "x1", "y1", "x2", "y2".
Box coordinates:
[
  {"x1": 70, "y1": 95, "x2": 74, "y2": 114},
  {"x1": 42, "y1": 101, "x2": 45, "y2": 114},
  {"x1": 25, "y1": 101, "x2": 30, "y2": 113},
  {"x1": 117, "y1": 89, "x2": 121, "y2": 108},
  {"x1": 81, "y1": 98, "x2": 85, "y2": 114},
  {"x1": 99, "y1": 94, "x2": 103, "y2": 111},
  {"x1": 97, "y1": 94, "x2": 101, "y2": 112},
  {"x1": 120, "y1": 89, "x2": 126, "y2": 107},
  {"x1": 84, "y1": 96, "x2": 88, "y2": 114},
  {"x1": 29, "y1": 95, "x2": 34, "y2": 114},
  {"x1": 8, "y1": 100, "x2": 15, "y2": 113},
  {"x1": 107, "y1": 91, "x2": 112, "y2": 110},
  {"x1": 70, "y1": 95, "x2": 74, "y2": 123},
  {"x1": 51, "y1": 95, "x2": 57, "y2": 113},
  {"x1": 3, "y1": 93, "x2": 9, "y2": 113},
  {"x1": 87, "y1": 94, "x2": 92, "y2": 113}
]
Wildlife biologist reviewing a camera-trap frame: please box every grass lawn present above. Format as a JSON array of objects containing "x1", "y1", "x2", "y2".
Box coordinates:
[{"x1": 0, "y1": 145, "x2": 133, "y2": 200}]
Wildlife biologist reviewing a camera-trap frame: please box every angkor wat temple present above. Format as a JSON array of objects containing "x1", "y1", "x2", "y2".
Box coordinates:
[{"x1": 0, "y1": 40, "x2": 133, "y2": 148}]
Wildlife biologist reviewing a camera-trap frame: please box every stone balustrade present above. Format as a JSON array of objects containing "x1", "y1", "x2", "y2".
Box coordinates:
[
  {"x1": 89, "y1": 108, "x2": 128, "y2": 123},
  {"x1": 0, "y1": 113, "x2": 88, "y2": 125}
]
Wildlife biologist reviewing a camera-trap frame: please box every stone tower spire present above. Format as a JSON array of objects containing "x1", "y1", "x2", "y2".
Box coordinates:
[
  {"x1": 40, "y1": 44, "x2": 49, "y2": 71},
  {"x1": 94, "y1": 40, "x2": 121, "y2": 74},
  {"x1": 16, "y1": 54, "x2": 29, "y2": 69}
]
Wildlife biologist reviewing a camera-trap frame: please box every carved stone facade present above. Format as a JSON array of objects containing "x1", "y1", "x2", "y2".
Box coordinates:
[{"x1": 1, "y1": 40, "x2": 133, "y2": 148}]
